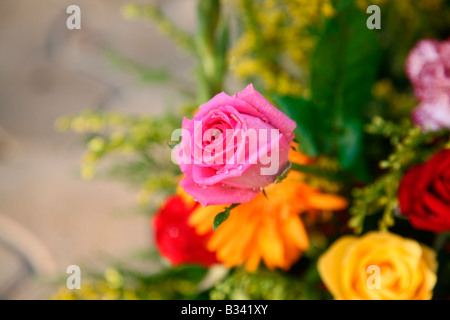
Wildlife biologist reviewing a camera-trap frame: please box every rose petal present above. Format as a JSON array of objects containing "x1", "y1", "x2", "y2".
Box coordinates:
[
  {"x1": 399, "y1": 165, "x2": 425, "y2": 215},
  {"x1": 195, "y1": 92, "x2": 267, "y2": 122},
  {"x1": 410, "y1": 212, "x2": 450, "y2": 233},
  {"x1": 432, "y1": 177, "x2": 450, "y2": 202},
  {"x1": 180, "y1": 175, "x2": 260, "y2": 206},
  {"x1": 191, "y1": 163, "x2": 248, "y2": 186},
  {"x1": 422, "y1": 192, "x2": 450, "y2": 218},
  {"x1": 223, "y1": 132, "x2": 291, "y2": 189},
  {"x1": 317, "y1": 236, "x2": 357, "y2": 300},
  {"x1": 234, "y1": 84, "x2": 297, "y2": 142}
]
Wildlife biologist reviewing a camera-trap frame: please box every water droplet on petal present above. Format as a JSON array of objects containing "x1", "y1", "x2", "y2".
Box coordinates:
[
  {"x1": 168, "y1": 227, "x2": 179, "y2": 238},
  {"x1": 222, "y1": 168, "x2": 229, "y2": 175},
  {"x1": 237, "y1": 164, "x2": 243, "y2": 171},
  {"x1": 201, "y1": 185, "x2": 208, "y2": 189}
]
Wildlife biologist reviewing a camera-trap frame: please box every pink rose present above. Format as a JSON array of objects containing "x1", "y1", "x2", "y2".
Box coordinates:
[
  {"x1": 173, "y1": 84, "x2": 296, "y2": 206},
  {"x1": 406, "y1": 39, "x2": 450, "y2": 131}
]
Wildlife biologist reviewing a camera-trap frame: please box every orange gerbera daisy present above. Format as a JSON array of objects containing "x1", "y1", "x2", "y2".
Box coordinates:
[{"x1": 188, "y1": 150, "x2": 348, "y2": 271}]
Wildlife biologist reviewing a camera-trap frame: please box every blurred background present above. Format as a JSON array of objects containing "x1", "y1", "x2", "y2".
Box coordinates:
[{"x1": 0, "y1": 0, "x2": 196, "y2": 299}]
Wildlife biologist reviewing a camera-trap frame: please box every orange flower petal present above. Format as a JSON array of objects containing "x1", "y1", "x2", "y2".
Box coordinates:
[
  {"x1": 283, "y1": 213, "x2": 309, "y2": 250},
  {"x1": 245, "y1": 247, "x2": 261, "y2": 272},
  {"x1": 258, "y1": 216, "x2": 285, "y2": 268},
  {"x1": 306, "y1": 192, "x2": 348, "y2": 211}
]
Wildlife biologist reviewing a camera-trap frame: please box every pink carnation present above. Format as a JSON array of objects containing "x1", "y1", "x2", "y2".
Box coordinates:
[
  {"x1": 406, "y1": 39, "x2": 450, "y2": 131},
  {"x1": 173, "y1": 84, "x2": 296, "y2": 206}
]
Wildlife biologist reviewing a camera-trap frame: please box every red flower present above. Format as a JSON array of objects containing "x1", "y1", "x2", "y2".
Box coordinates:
[
  {"x1": 153, "y1": 196, "x2": 218, "y2": 267},
  {"x1": 399, "y1": 149, "x2": 450, "y2": 233}
]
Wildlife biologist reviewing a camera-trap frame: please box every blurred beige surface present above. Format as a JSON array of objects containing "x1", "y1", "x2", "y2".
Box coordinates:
[{"x1": 0, "y1": 0, "x2": 196, "y2": 299}]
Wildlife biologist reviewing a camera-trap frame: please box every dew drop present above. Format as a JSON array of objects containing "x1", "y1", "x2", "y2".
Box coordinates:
[
  {"x1": 201, "y1": 185, "x2": 208, "y2": 189},
  {"x1": 223, "y1": 168, "x2": 229, "y2": 175},
  {"x1": 168, "y1": 227, "x2": 179, "y2": 238},
  {"x1": 236, "y1": 164, "x2": 243, "y2": 171}
]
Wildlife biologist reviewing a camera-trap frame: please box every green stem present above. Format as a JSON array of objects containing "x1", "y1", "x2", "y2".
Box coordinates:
[
  {"x1": 290, "y1": 163, "x2": 349, "y2": 183},
  {"x1": 433, "y1": 232, "x2": 449, "y2": 252},
  {"x1": 195, "y1": 0, "x2": 228, "y2": 103}
]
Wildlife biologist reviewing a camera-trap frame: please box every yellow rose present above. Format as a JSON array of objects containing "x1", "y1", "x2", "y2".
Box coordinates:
[{"x1": 318, "y1": 232, "x2": 438, "y2": 300}]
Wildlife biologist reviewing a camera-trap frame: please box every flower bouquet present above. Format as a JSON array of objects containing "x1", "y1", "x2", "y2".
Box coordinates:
[{"x1": 54, "y1": 0, "x2": 450, "y2": 300}]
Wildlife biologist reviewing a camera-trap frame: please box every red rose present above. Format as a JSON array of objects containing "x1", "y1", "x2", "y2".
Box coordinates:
[
  {"x1": 399, "y1": 149, "x2": 450, "y2": 233},
  {"x1": 153, "y1": 196, "x2": 218, "y2": 267}
]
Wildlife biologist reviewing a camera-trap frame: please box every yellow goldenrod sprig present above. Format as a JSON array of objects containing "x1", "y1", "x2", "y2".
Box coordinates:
[{"x1": 349, "y1": 116, "x2": 449, "y2": 233}]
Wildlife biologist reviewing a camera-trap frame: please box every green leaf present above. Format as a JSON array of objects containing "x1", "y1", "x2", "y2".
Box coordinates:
[
  {"x1": 274, "y1": 96, "x2": 320, "y2": 156},
  {"x1": 213, "y1": 204, "x2": 239, "y2": 231},
  {"x1": 275, "y1": 161, "x2": 292, "y2": 184},
  {"x1": 262, "y1": 189, "x2": 268, "y2": 199},
  {"x1": 290, "y1": 163, "x2": 349, "y2": 183},
  {"x1": 310, "y1": 2, "x2": 381, "y2": 180},
  {"x1": 213, "y1": 210, "x2": 229, "y2": 231},
  {"x1": 337, "y1": 118, "x2": 369, "y2": 180}
]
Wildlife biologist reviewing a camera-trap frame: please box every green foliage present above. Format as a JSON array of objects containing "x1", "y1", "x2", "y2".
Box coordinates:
[
  {"x1": 349, "y1": 117, "x2": 449, "y2": 233},
  {"x1": 434, "y1": 233, "x2": 450, "y2": 299},
  {"x1": 213, "y1": 204, "x2": 239, "y2": 231},
  {"x1": 209, "y1": 266, "x2": 330, "y2": 300},
  {"x1": 290, "y1": 162, "x2": 349, "y2": 184},
  {"x1": 195, "y1": 0, "x2": 229, "y2": 102},
  {"x1": 310, "y1": 0, "x2": 381, "y2": 180},
  {"x1": 210, "y1": 268, "x2": 302, "y2": 300},
  {"x1": 275, "y1": 1, "x2": 381, "y2": 181},
  {"x1": 56, "y1": 110, "x2": 181, "y2": 210},
  {"x1": 274, "y1": 161, "x2": 291, "y2": 184},
  {"x1": 275, "y1": 96, "x2": 319, "y2": 156},
  {"x1": 54, "y1": 264, "x2": 210, "y2": 300}
]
